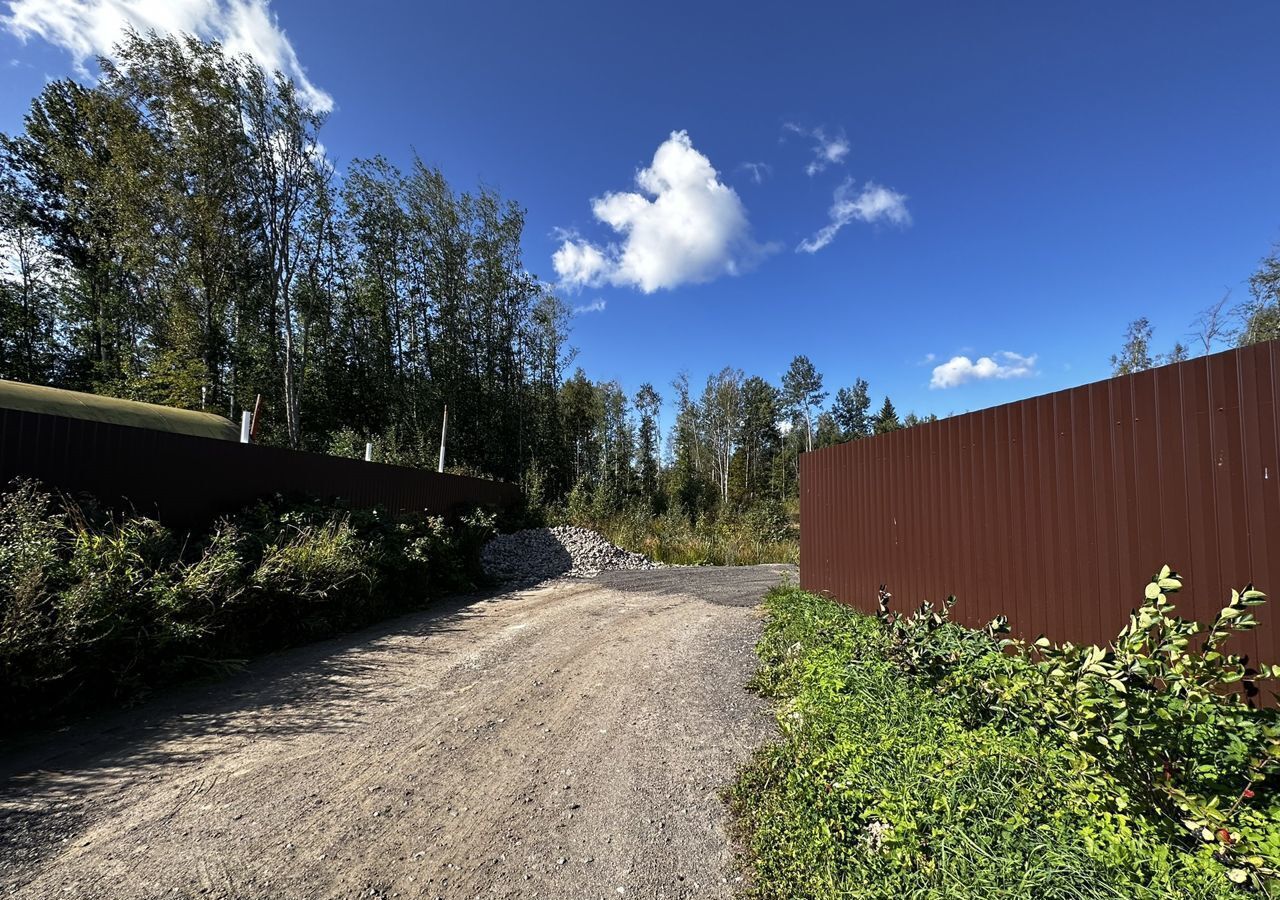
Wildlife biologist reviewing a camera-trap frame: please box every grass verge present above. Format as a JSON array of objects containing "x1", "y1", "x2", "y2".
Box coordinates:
[{"x1": 731, "y1": 584, "x2": 1278, "y2": 899}]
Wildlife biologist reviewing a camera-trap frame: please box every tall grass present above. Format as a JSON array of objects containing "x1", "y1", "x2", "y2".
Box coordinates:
[
  {"x1": 560, "y1": 503, "x2": 799, "y2": 566},
  {"x1": 0, "y1": 479, "x2": 495, "y2": 731}
]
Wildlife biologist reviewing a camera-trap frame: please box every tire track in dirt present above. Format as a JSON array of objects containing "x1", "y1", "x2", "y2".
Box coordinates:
[{"x1": 0, "y1": 564, "x2": 792, "y2": 899}]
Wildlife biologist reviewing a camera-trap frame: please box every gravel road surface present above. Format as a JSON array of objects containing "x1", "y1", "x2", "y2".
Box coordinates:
[{"x1": 0, "y1": 564, "x2": 793, "y2": 900}]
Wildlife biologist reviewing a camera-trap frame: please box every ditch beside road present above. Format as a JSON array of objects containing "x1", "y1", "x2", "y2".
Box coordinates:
[{"x1": 0, "y1": 564, "x2": 793, "y2": 899}]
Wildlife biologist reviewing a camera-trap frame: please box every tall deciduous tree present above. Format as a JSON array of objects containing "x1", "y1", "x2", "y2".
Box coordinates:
[
  {"x1": 0, "y1": 167, "x2": 60, "y2": 383},
  {"x1": 1111, "y1": 317, "x2": 1155, "y2": 376},
  {"x1": 702, "y1": 367, "x2": 744, "y2": 504},
  {"x1": 781, "y1": 354, "x2": 827, "y2": 453},
  {"x1": 1238, "y1": 247, "x2": 1280, "y2": 348}
]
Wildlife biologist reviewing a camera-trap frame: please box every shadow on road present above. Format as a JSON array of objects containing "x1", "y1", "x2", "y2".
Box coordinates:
[{"x1": 0, "y1": 587, "x2": 507, "y2": 883}]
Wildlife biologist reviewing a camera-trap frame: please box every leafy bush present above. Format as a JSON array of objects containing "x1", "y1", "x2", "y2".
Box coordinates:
[
  {"x1": 932, "y1": 567, "x2": 1280, "y2": 890},
  {"x1": 734, "y1": 575, "x2": 1280, "y2": 899},
  {"x1": 0, "y1": 479, "x2": 496, "y2": 731}
]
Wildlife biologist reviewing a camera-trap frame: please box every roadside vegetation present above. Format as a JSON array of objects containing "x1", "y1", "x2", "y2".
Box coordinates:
[
  {"x1": 0, "y1": 479, "x2": 495, "y2": 732},
  {"x1": 551, "y1": 499, "x2": 799, "y2": 566},
  {"x1": 735, "y1": 574, "x2": 1280, "y2": 899}
]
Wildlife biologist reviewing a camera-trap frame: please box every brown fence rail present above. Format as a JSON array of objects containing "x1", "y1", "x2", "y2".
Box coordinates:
[
  {"x1": 1, "y1": 406, "x2": 519, "y2": 526},
  {"x1": 800, "y1": 338, "x2": 1280, "y2": 665}
]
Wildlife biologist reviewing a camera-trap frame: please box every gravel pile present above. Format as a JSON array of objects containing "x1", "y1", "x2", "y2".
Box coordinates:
[{"x1": 481, "y1": 525, "x2": 663, "y2": 587}]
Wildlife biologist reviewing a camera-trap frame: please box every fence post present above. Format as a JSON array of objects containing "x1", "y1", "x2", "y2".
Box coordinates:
[
  {"x1": 240, "y1": 411, "x2": 251, "y2": 444},
  {"x1": 365, "y1": 442, "x2": 373, "y2": 462},
  {"x1": 438, "y1": 404, "x2": 448, "y2": 473}
]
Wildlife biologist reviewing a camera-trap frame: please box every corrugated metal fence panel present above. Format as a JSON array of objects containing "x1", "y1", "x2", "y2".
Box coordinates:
[
  {"x1": 0, "y1": 408, "x2": 519, "y2": 526},
  {"x1": 800, "y1": 339, "x2": 1280, "y2": 664}
]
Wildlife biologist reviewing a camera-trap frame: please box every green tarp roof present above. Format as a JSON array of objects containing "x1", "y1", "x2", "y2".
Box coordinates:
[{"x1": 0, "y1": 380, "x2": 240, "y2": 441}]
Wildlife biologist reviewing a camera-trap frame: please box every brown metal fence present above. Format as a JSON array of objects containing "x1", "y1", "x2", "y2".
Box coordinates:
[
  {"x1": 0, "y1": 406, "x2": 519, "y2": 526},
  {"x1": 800, "y1": 338, "x2": 1280, "y2": 664}
]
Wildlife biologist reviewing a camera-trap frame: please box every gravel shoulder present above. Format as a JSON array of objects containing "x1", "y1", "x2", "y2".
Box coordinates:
[{"x1": 0, "y1": 564, "x2": 793, "y2": 899}]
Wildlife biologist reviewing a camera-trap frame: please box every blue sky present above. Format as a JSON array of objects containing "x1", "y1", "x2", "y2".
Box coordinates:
[{"x1": 3, "y1": 1, "x2": 1278, "y2": 421}]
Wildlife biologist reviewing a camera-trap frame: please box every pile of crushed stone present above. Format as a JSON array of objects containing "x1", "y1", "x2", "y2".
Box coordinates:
[{"x1": 481, "y1": 525, "x2": 663, "y2": 588}]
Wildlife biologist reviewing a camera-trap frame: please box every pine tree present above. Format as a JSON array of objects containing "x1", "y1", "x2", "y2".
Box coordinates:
[
  {"x1": 831, "y1": 377, "x2": 871, "y2": 440},
  {"x1": 873, "y1": 396, "x2": 902, "y2": 434}
]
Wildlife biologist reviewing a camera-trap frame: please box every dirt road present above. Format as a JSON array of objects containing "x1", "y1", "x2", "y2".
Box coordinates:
[{"x1": 0, "y1": 565, "x2": 793, "y2": 900}]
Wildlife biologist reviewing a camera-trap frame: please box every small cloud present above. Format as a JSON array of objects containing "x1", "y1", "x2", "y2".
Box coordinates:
[
  {"x1": 929, "y1": 352, "x2": 1038, "y2": 389},
  {"x1": 552, "y1": 234, "x2": 612, "y2": 290},
  {"x1": 784, "y1": 122, "x2": 850, "y2": 176},
  {"x1": 3, "y1": 0, "x2": 333, "y2": 112},
  {"x1": 917, "y1": 353, "x2": 937, "y2": 366},
  {"x1": 552, "y1": 130, "x2": 773, "y2": 293},
  {"x1": 739, "y1": 161, "x2": 771, "y2": 184},
  {"x1": 797, "y1": 178, "x2": 911, "y2": 253},
  {"x1": 572, "y1": 298, "x2": 606, "y2": 315}
]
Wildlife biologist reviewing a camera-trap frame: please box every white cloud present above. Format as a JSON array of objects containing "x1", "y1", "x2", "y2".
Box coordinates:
[
  {"x1": 2, "y1": 0, "x2": 332, "y2": 112},
  {"x1": 784, "y1": 122, "x2": 850, "y2": 176},
  {"x1": 572, "y1": 298, "x2": 606, "y2": 315},
  {"x1": 739, "y1": 161, "x2": 770, "y2": 184},
  {"x1": 797, "y1": 178, "x2": 911, "y2": 253},
  {"x1": 552, "y1": 234, "x2": 611, "y2": 290},
  {"x1": 553, "y1": 130, "x2": 770, "y2": 293},
  {"x1": 929, "y1": 352, "x2": 1038, "y2": 389}
]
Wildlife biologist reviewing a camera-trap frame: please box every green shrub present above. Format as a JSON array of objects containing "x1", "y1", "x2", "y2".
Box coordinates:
[
  {"x1": 0, "y1": 479, "x2": 496, "y2": 732},
  {"x1": 933, "y1": 567, "x2": 1280, "y2": 890},
  {"x1": 0, "y1": 481, "x2": 72, "y2": 702},
  {"x1": 734, "y1": 579, "x2": 1280, "y2": 899}
]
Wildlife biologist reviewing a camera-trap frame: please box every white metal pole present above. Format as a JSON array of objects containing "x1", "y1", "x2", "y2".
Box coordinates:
[
  {"x1": 364, "y1": 442, "x2": 373, "y2": 462},
  {"x1": 438, "y1": 404, "x2": 448, "y2": 473},
  {"x1": 240, "y1": 411, "x2": 251, "y2": 444}
]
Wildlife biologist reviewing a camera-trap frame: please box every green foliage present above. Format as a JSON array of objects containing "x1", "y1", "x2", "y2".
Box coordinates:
[
  {"x1": 734, "y1": 579, "x2": 1280, "y2": 899},
  {"x1": 1112, "y1": 317, "x2": 1156, "y2": 375},
  {"x1": 945, "y1": 566, "x2": 1280, "y2": 889},
  {"x1": 0, "y1": 479, "x2": 494, "y2": 731},
  {"x1": 831, "y1": 378, "x2": 871, "y2": 440},
  {"x1": 873, "y1": 395, "x2": 901, "y2": 434},
  {"x1": 1239, "y1": 246, "x2": 1280, "y2": 348},
  {"x1": 560, "y1": 500, "x2": 799, "y2": 567}
]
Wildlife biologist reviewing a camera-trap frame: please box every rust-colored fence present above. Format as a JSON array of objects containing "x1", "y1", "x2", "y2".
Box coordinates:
[
  {"x1": 0, "y1": 406, "x2": 518, "y2": 526},
  {"x1": 801, "y1": 339, "x2": 1280, "y2": 664}
]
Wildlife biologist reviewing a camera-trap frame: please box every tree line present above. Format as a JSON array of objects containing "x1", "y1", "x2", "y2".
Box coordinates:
[
  {"x1": 1110, "y1": 249, "x2": 1280, "y2": 376},
  {"x1": 0, "y1": 31, "x2": 929, "y2": 524}
]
